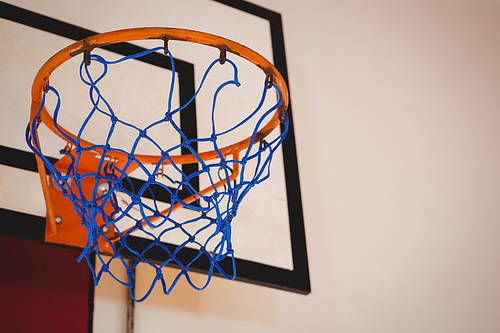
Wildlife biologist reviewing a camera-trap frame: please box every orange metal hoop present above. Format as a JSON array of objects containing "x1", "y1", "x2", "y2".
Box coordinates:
[
  {"x1": 30, "y1": 27, "x2": 288, "y2": 161},
  {"x1": 29, "y1": 27, "x2": 289, "y2": 250}
]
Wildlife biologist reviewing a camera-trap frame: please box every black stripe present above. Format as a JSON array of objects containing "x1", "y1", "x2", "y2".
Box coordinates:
[
  {"x1": 0, "y1": 208, "x2": 45, "y2": 241},
  {"x1": 179, "y1": 64, "x2": 200, "y2": 192},
  {"x1": 269, "y1": 14, "x2": 311, "y2": 293},
  {"x1": 0, "y1": 145, "x2": 56, "y2": 171},
  {"x1": 213, "y1": 0, "x2": 278, "y2": 20}
]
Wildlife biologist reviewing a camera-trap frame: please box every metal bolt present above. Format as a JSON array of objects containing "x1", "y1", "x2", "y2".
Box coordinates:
[
  {"x1": 55, "y1": 216, "x2": 62, "y2": 224},
  {"x1": 103, "y1": 226, "x2": 109, "y2": 233},
  {"x1": 97, "y1": 182, "x2": 109, "y2": 195}
]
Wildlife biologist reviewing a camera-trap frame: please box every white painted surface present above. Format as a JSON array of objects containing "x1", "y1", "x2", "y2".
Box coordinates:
[
  {"x1": 93, "y1": 256, "x2": 128, "y2": 333},
  {"x1": 2, "y1": 0, "x2": 500, "y2": 332}
]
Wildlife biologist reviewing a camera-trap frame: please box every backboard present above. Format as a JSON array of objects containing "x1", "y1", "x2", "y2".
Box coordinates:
[{"x1": 0, "y1": 0, "x2": 309, "y2": 307}]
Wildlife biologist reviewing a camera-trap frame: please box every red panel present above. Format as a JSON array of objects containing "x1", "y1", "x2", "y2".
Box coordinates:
[{"x1": 0, "y1": 236, "x2": 91, "y2": 333}]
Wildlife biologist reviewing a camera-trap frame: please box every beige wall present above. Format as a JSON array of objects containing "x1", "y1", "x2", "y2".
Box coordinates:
[{"x1": 128, "y1": 1, "x2": 500, "y2": 332}]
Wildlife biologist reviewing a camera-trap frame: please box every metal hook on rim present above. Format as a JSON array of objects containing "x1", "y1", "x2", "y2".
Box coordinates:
[
  {"x1": 156, "y1": 164, "x2": 165, "y2": 178},
  {"x1": 265, "y1": 71, "x2": 274, "y2": 89},
  {"x1": 42, "y1": 77, "x2": 50, "y2": 93},
  {"x1": 219, "y1": 48, "x2": 227, "y2": 65},
  {"x1": 162, "y1": 36, "x2": 169, "y2": 55},
  {"x1": 63, "y1": 142, "x2": 73, "y2": 154},
  {"x1": 278, "y1": 109, "x2": 287, "y2": 124},
  {"x1": 259, "y1": 139, "x2": 269, "y2": 150},
  {"x1": 82, "y1": 40, "x2": 92, "y2": 66}
]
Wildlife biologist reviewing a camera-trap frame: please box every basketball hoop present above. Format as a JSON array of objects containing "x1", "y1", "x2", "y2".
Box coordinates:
[{"x1": 26, "y1": 28, "x2": 289, "y2": 300}]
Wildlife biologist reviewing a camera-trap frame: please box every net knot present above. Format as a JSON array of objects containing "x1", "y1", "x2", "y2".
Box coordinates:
[
  {"x1": 84, "y1": 202, "x2": 94, "y2": 210},
  {"x1": 131, "y1": 195, "x2": 141, "y2": 204},
  {"x1": 164, "y1": 112, "x2": 172, "y2": 121}
]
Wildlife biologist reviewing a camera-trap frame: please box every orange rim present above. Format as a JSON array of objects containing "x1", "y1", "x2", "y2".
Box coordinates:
[{"x1": 30, "y1": 27, "x2": 288, "y2": 165}]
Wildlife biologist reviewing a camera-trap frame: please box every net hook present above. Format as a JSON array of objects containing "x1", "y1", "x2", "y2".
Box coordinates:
[
  {"x1": 156, "y1": 164, "x2": 165, "y2": 178},
  {"x1": 83, "y1": 41, "x2": 92, "y2": 66},
  {"x1": 219, "y1": 48, "x2": 227, "y2": 65},
  {"x1": 162, "y1": 36, "x2": 169, "y2": 55},
  {"x1": 42, "y1": 77, "x2": 50, "y2": 93},
  {"x1": 63, "y1": 142, "x2": 73, "y2": 154},
  {"x1": 265, "y1": 71, "x2": 274, "y2": 89}
]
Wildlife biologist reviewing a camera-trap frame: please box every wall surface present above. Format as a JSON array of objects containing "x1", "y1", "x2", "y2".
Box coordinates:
[
  {"x1": 135, "y1": 0, "x2": 500, "y2": 332},
  {"x1": 3, "y1": 0, "x2": 500, "y2": 332}
]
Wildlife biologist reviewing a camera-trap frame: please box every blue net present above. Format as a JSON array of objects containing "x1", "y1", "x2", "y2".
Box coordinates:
[{"x1": 26, "y1": 46, "x2": 288, "y2": 301}]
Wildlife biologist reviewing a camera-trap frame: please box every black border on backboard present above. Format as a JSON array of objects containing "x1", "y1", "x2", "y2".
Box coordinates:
[{"x1": 0, "y1": 0, "x2": 310, "y2": 295}]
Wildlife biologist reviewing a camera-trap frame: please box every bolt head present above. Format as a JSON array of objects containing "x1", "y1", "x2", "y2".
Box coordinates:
[
  {"x1": 102, "y1": 226, "x2": 109, "y2": 233},
  {"x1": 97, "y1": 182, "x2": 109, "y2": 195},
  {"x1": 55, "y1": 216, "x2": 62, "y2": 224}
]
